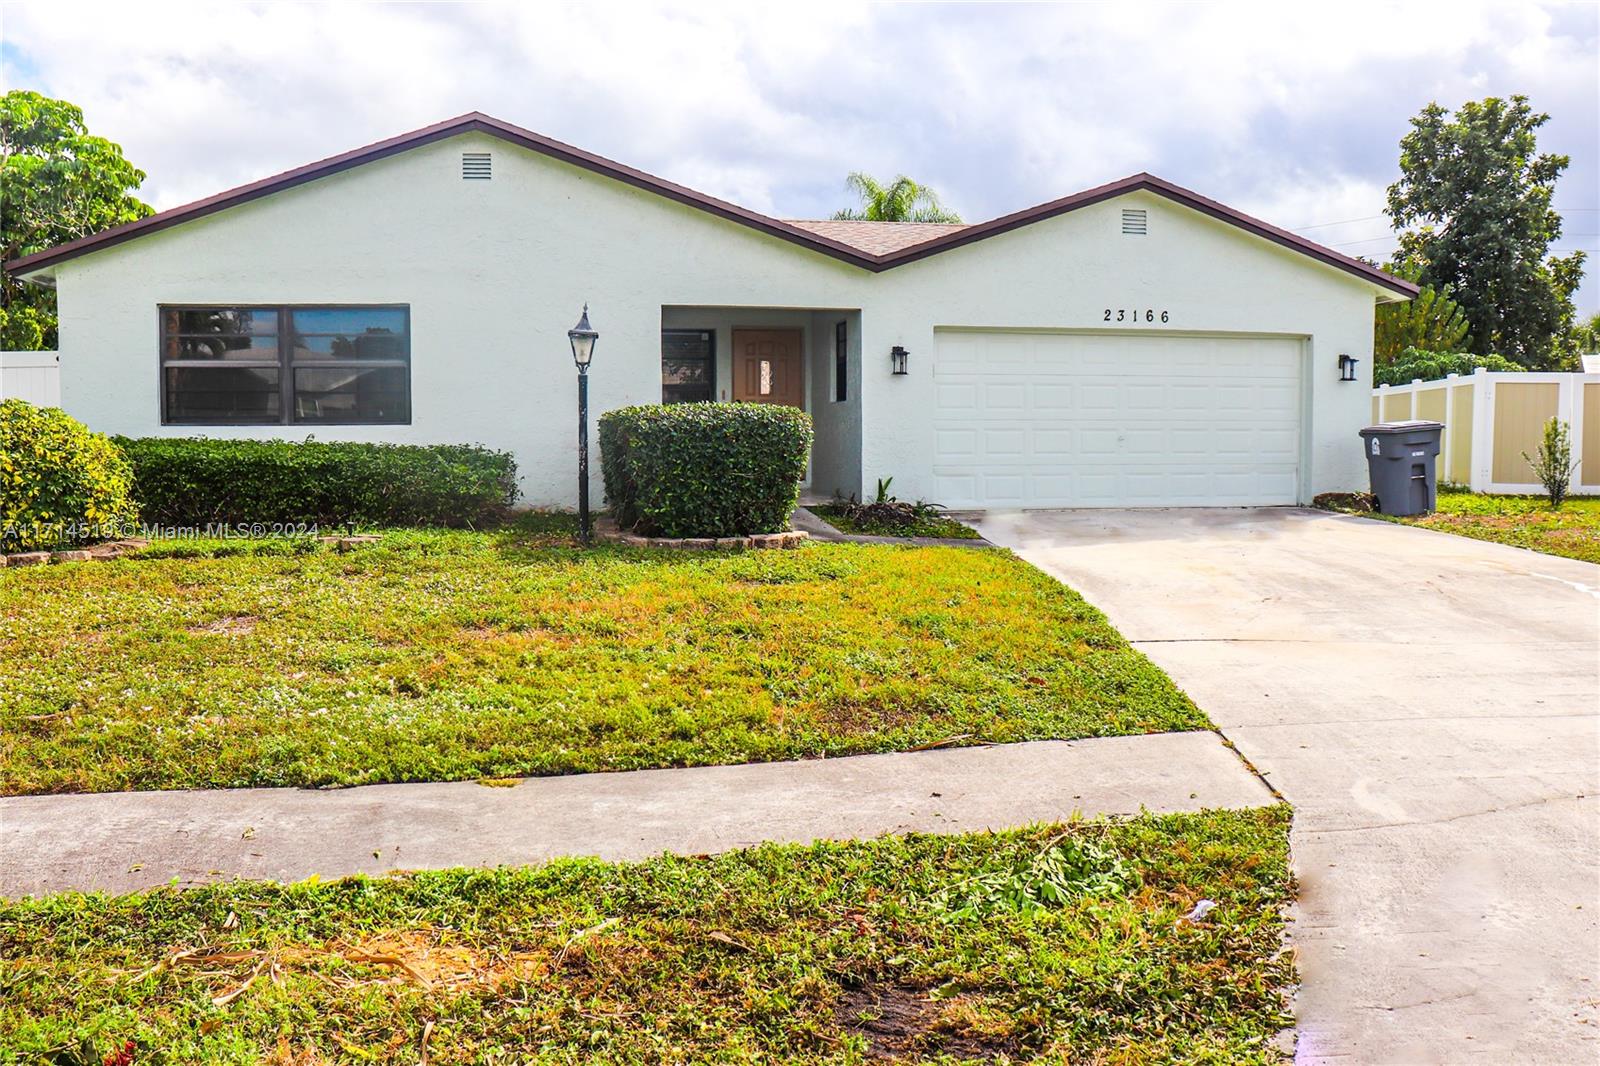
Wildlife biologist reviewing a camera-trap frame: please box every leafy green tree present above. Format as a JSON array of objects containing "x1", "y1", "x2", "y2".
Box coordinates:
[
  {"x1": 1375, "y1": 347, "x2": 1524, "y2": 386},
  {"x1": 1568, "y1": 311, "x2": 1600, "y2": 355},
  {"x1": 1374, "y1": 263, "x2": 1471, "y2": 364},
  {"x1": 1, "y1": 90, "x2": 153, "y2": 350},
  {"x1": 832, "y1": 172, "x2": 961, "y2": 223},
  {"x1": 1386, "y1": 95, "x2": 1585, "y2": 370}
]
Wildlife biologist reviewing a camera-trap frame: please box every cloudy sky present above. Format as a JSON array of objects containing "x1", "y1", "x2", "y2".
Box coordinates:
[{"x1": 4, "y1": 1, "x2": 1597, "y2": 310}]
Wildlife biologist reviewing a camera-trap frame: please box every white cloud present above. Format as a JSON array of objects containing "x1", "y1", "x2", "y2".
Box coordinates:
[{"x1": 4, "y1": 0, "x2": 1596, "y2": 307}]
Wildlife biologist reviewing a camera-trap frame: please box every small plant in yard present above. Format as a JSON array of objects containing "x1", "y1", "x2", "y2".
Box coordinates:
[
  {"x1": 817, "y1": 476, "x2": 980, "y2": 539},
  {"x1": 934, "y1": 830, "x2": 1139, "y2": 919},
  {"x1": 1522, "y1": 416, "x2": 1578, "y2": 509}
]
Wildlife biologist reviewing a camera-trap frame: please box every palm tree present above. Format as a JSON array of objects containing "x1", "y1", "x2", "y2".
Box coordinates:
[{"x1": 831, "y1": 172, "x2": 962, "y2": 223}]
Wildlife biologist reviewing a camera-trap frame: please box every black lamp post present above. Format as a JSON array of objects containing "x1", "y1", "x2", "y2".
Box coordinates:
[{"x1": 568, "y1": 305, "x2": 598, "y2": 543}]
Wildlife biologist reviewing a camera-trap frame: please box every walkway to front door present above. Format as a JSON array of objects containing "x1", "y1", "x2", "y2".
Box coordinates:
[{"x1": 731, "y1": 328, "x2": 804, "y2": 407}]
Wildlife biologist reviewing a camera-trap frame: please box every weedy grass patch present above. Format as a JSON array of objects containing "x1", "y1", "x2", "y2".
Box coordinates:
[
  {"x1": 812, "y1": 504, "x2": 982, "y2": 541},
  {"x1": 0, "y1": 807, "x2": 1295, "y2": 1064},
  {"x1": 1398, "y1": 488, "x2": 1600, "y2": 563},
  {"x1": 0, "y1": 515, "x2": 1205, "y2": 794}
]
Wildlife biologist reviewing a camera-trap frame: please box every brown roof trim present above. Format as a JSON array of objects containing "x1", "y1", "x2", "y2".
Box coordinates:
[
  {"x1": 877, "y1": 172, "x2": 1418, "y2": 296},
  {"x1": 3, "y1": 113, "x2": 881, "y2": 275},
  {"x1": 5, "y1": 113, "x2": 1418, "y2": 297}
]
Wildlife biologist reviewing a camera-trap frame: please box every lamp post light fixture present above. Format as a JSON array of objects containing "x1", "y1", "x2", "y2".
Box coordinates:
[
  {"x1": 569, "y1": 305, "x2": 599, "y2": 543},
  {"x1": 890, "y1": 345, "x2": 909, "y2": 376},
  {"x1": 1338, "y1": 353, "x2": 1359, "y2": 382}
]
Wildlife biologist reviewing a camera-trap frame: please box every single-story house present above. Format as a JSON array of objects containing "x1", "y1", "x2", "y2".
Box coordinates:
[{"x1": 7, "y1": 112, "x2": 1416, "y2": 509}]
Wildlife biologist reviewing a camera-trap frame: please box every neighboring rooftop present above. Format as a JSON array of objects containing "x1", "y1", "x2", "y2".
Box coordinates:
[{"x1": 784, "y1": 220, "x2": 970, "y2": 256}]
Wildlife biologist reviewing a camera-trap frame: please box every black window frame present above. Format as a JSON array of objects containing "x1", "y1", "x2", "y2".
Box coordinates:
[
  {"x1": 159, "y1": 303, "x2": 412, "y2": 426},
  {"x1": 834, "y1": 320, "x2": 848, "y2": 403},
  {"x1": 660, "y1": 328, "x2": 716, "y2": 404}
]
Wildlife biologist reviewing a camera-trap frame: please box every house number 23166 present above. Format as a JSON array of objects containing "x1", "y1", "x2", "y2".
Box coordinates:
[{"x1": 1104, "y1": 308, "x2": 1170, "y2": 323}]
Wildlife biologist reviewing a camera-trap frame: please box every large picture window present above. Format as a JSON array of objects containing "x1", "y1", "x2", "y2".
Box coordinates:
[
  {"x1": 160, "y1": 305, "x2": 410, "y2": 425},
  {"x1": 661, "y1": 329, "x2": 715, "y2": 404}
]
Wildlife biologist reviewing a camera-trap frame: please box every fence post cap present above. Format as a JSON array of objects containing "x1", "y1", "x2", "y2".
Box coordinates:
[
  {"x1": 1412, "y1": 378, "x2": 1423, "y2": 385},
  {"x1": 1446, "y1": 372, "x2": 1459, "y2": 379},
  {"x1": 1474, "y1": 366, "x2": 1488, "y2": 375}
]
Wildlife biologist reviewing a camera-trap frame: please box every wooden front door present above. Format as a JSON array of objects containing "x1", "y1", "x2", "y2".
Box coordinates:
[{"x1": 731, "y1": 329, "x2": 805, "y2": 407}]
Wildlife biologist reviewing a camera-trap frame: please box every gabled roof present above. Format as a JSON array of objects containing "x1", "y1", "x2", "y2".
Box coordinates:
[{"x1": 5, "y1": 112, "x2": 1418, "y2": 298}]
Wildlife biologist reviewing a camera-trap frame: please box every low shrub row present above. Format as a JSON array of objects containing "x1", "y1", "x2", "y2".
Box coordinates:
[
  {"x1": 600, "y1": 403, "x2": 812, "y2": 538},
  {"x1": 113, "y1": 437, "x2": 517, "y2": 529}
]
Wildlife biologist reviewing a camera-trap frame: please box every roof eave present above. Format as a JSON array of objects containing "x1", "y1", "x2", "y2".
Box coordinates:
[
  {"x1": 3, "y1": 117, "x2": 1417, "y2": 300},
  {"x1": 869, "y1": 173, "x2": 1419, "y2": 298},
  {"x1": 3, "y1": 113, "x2": 889, "y2": 277}
]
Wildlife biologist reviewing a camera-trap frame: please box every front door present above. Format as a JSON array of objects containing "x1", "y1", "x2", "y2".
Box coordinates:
[{"x1": 731, "y1": 329, "x2": 804, "y2": 407}]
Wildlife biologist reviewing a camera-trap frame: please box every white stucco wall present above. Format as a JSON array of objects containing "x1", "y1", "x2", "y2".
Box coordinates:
[
  {"x1": 805, "y1": 309, "x2": 863, "y2": 500},
  {"x1": 44, "y1": 132, "x2": 1392, "y2": 506}
]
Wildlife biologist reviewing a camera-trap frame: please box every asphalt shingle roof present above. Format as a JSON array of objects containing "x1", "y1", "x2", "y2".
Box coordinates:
[{"x1": 783, "y1": 220, "x2": 971, "y2": 256}]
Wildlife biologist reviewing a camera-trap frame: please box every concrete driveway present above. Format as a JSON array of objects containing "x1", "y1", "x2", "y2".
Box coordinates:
[{"x1": 978, "y1": 507, "x2": 1599, "y2": 1066}]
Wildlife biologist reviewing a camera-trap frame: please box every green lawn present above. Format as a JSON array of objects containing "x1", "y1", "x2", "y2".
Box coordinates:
[
  {"x1": 1400, "y1": 489, "x2": 1600, "y2": 563},
  {"x1": 812, "y1": 504, "x2": 982, "y2": 540},
  {"x1": 0, "y1": 518, "x2": 1204, "y2": 795},
  {"x1": 0, "y1": 808, "x2": 1295, "y2": 1064}
]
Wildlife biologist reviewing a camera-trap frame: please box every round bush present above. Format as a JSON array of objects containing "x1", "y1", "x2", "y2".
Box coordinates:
[
  {"x1": 0, "y1": 399, "x2": 137, "y2": 550},
  {"x1": 599, "y1": 403, "x2": 813, "y2": 537}
]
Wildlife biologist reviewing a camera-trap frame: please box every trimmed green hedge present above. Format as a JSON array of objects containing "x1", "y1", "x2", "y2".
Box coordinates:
[
  {"x1": 1, "y1": 399, "x2": 138, "y2": 550},
  {"x1": 599, "y1": 403, "x2": 812, "y2": 537},
  {"x1": 113, "y1": 438, "x2": 517, "y2": 528}
]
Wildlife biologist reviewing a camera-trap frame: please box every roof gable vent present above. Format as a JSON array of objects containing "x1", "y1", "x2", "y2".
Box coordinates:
[
  {"x1": 462, "y1": 152, "x2": 492, "y2": 180},
  {"x1": 1121, "y1": 208, "x2": 1147, "y2": 235}
]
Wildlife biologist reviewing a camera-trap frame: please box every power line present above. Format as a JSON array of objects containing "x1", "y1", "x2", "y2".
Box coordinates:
[
  {"x1": 1294, "y1": 214, "x2": 1385, "y2": 230},
  {"x1": 1294, "y1": 206, "x2": 1599, "y2": 232},
  {"x1": 1331, "y1": 235, "x2": 1402, "y2": 247},
  {"x1": 1330, "y1": 233, "x2": 1598, "y2": 247}
]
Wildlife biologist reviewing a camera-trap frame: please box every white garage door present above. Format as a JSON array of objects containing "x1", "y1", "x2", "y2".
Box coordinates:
[{"x1": 932, "y1": 330, "x2": 1303, "y2": 508}]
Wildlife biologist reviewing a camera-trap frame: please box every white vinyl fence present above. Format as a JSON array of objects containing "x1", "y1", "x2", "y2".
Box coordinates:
[
  {"x1": 0, "y1": 351, "x2": 61, "y2": 407},
  {"x1": 1373, "y1": 368, "x2": 1600, "y2": 494}
]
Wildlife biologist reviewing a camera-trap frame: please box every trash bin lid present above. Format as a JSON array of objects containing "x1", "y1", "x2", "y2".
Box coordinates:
[{"x1": 1360, "y1": 420, "x2": 1444, "y2": 435}]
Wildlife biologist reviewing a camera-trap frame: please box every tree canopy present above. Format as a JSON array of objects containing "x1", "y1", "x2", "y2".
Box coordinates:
[
  {"x1": 1386, "y1": 95, "x2": 1585, "y2": 369},
  {"x1": 1373, "y1": 263, "x2": 1471, "y2": 365},
  {"x1": 832, "y1": 172, "x2": 962, "y2": 223},
  {"x1": 1, "y1": 90, "x2": 153, "y2": 350}
]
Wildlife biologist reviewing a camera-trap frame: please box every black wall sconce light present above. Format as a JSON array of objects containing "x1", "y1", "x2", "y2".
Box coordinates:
[
  {"x1": 1338, "y1": 353, "x2": 1359, "y2": 382},
  {"x1": 890, "y1": 345, "x2": 909, "y2": 375}
]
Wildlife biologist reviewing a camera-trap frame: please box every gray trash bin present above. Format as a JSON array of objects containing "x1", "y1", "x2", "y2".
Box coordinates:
[{"x1": 1359, "y1": 420, "x2": 1444, "y2": 516}]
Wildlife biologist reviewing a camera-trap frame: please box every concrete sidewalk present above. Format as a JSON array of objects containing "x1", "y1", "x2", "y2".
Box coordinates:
[{"x1": 0, "y1": 731, "x2": 1272, "y2": 898}]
